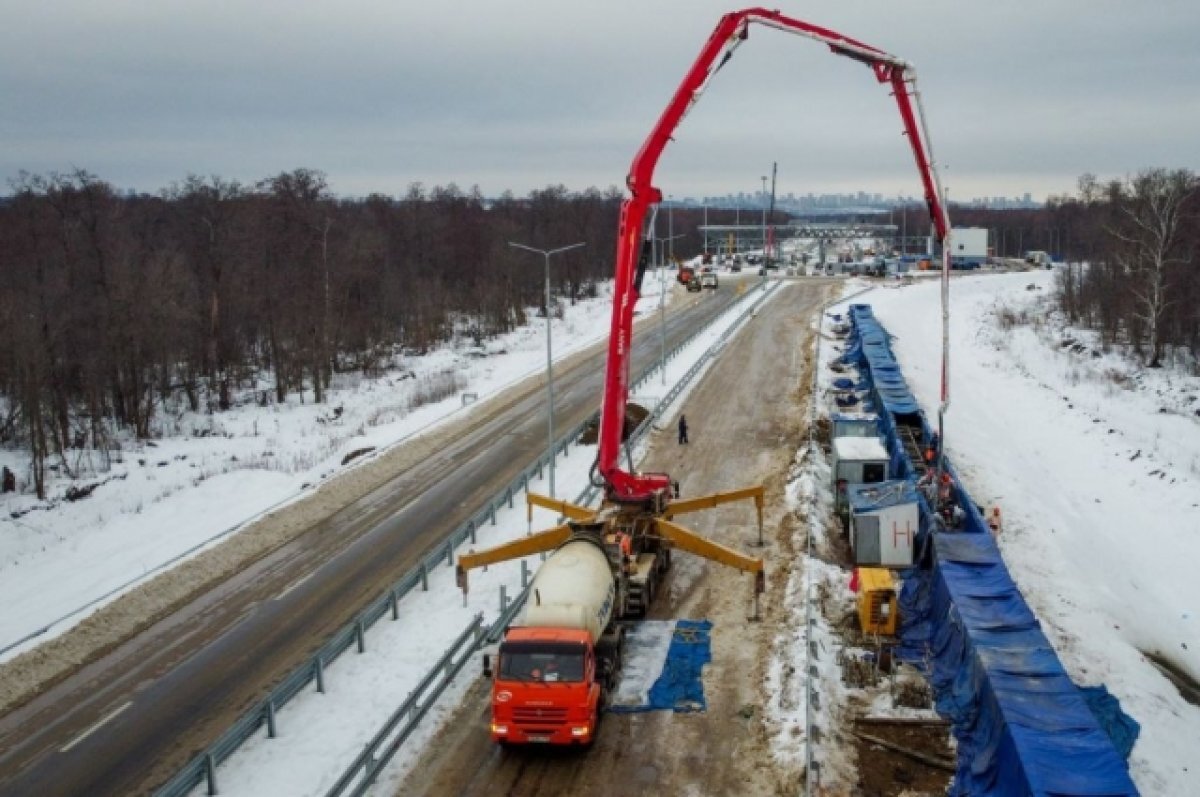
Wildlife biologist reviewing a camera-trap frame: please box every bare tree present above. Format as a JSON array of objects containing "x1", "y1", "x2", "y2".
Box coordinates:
[{"x1": 1105, "y1": 169, "x2": 1196, "y2": 367}]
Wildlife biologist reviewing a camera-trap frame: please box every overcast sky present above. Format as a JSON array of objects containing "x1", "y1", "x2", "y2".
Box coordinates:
[{"x1": 3, "y1": 1, "x2": 1198, "y2": 202}]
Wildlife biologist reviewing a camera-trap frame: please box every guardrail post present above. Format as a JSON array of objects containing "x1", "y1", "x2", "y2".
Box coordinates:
[
  {"x1": 356, "y1": 620, "x2": 366, "y2": 653},
  {"x1": 500, "y1": 584, "x2": 508, "y2": 612},
  {"x1": 537, "y1": 460, "x2": 543, "y2": 479},
  {"x1": 468, "y1": 520, "x2": 476, "y2": 545},
  {"x1": 266, "y1": 699, "x2": 277, "y2": 738},
  {"x1": 445, "y1": 540, "x2": 454, "y2": 566},
  {"x1": 315, "y1": 657, "x2": 326, "y2": 694},
  {"x1": 507, "y1": 487, "x2": 514, "y2": 509},
  {"x1": 390, "y1": 589, "x2": 399, "y2": 620},
  {"x1": 420, "y1": 563, "x2": 429, "y2": 591},
  {"x1": 521, "y1": 559, "x2": 529, "y2": 588},
  {"x1": 205, "y1": 752, "x2": 219, "y2": 795},
  {"x1": 490, "y1": 504, "x2": 497, "y2": 525}
]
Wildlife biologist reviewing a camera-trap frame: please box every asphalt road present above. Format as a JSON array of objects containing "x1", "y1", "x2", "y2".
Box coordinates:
[
  {"x1": 393, "y1": 279, "x2": 835, "y2": 797},
  {"x1": 0, "y1": 277, "x2": 763, "y2": 797}
]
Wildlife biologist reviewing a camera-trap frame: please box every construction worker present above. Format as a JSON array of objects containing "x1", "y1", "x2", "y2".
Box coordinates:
[
  {"x1": 987, "y1": 506, "x2": 1003, "y2": 536},
  {"x1": 678, "y1": 414, "x2": 689, "y2": 445}
]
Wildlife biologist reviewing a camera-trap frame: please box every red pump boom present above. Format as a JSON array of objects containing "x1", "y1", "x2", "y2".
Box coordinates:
[{"x1": 596, "y1": 7, "x2": 951, "y2": 503}]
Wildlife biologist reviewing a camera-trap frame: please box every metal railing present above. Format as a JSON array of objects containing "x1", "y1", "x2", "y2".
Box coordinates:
[{"x1": 155, "y1": 279, "x2": 777, "y2": 797}]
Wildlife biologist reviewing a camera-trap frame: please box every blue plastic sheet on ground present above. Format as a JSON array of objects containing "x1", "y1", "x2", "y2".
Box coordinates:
[{"x1": 609, "y1": 619, "x2": 712, "y2": 713}]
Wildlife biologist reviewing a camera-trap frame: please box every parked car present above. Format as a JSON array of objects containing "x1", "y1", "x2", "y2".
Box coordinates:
[{"x1": 700, "y1": 272, "x2": 718, "y2": 290}]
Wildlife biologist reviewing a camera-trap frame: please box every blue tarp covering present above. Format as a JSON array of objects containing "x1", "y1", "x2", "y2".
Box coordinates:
[
  {"x1": 1082, "y1": 685, "x2": 1141, "y2": 761},
  {"x1": 610, "y1": 619, "x2": 712, "y2": 713},
  {"x1": 845, "y1": 304, "x2": 1140, "y2": 795}
]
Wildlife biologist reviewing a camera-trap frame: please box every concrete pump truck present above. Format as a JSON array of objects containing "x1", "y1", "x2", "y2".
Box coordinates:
[{"x1": 455, "y1": 6, "x2": 951, "y2": 748}]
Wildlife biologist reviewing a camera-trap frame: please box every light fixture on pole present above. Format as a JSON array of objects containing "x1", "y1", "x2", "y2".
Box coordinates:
[{"x1": 508, "y1": 240, "x2": 586, "y2": 498}]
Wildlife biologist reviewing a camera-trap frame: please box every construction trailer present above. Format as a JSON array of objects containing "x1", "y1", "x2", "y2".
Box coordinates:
[
  {"x1": 832, "y1": 436, "x2": 890, "y2": 520},
  {"x1": 848, "y1": 480, "x2": 919, "y2": 567}
]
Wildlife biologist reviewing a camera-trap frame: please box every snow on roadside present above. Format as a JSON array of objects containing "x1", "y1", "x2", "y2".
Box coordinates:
[
  {"x1": 0, "y1": 275, "x2": 678, "y2": 659},
  {"x1": 849, "y1": 270, "x2": 1200, "y2": 795}
]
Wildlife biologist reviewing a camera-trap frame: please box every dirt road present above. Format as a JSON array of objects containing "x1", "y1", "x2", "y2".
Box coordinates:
[{"x1": 395, "y1": 279, "x2": 835, "y2": 797}]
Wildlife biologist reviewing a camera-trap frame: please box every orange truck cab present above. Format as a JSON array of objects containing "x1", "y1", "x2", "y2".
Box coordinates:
[{"x1": 486, "y1": 627, "x2": 602, "y2": 745}]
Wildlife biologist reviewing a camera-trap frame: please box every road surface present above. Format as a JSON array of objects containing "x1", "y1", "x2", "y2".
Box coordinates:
[{"x1": 394, "y1": 279, "x2": 835, "y2": 796}]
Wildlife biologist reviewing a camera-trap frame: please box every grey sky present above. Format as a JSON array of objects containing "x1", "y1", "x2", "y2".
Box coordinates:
[{"x1": 3, "y1": 1, "x2": 1198, "y2": 201}]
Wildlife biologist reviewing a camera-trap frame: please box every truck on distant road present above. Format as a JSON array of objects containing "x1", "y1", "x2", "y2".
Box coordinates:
[{"x1": 1024, "y1": 250, "x2": 1054, "y2": 268}]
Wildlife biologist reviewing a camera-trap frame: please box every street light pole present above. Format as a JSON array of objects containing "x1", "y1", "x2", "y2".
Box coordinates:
[
  {"x1": 508, "y1": 240, "x2": 586, "y2": 498},
  {"x1": 761, "y1": 176, "x2": 768, "y2": 277},
  {"x1": 658, "y1": 231, "x2": 685, "y2": 385},
  {"x1": 668, "y1": 196, "x2": 674, "y2": 262}
]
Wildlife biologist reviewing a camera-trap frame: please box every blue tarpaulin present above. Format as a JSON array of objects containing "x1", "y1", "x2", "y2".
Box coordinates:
[
  {"x1": 845, "y1": 303, "x2": 1140, "y2": 795},
  {"x1": 609, "y1": 619, "x2": 712, "y2": 713}
]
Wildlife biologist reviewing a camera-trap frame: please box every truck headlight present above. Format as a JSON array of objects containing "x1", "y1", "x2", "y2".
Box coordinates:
[
  {"x1": 571, "y1": 725, "x2": 590, "y2": 737},
  {"x1": 491, "y1": 724, "x2": 508, "y2": 735}
]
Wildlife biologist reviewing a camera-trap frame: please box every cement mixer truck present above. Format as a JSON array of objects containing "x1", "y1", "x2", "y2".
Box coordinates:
[
  {"x1": 479, "y1": 527, "x2": 665, "y2": 746},
  {"x1": 459, "y1": 491, "x2": 765, "y2": 747}
]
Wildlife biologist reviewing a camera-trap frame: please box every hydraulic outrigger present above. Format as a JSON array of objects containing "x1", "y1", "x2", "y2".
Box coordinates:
[{"x1": 458, "y1": 7, "x2": 951, "y2": 614}]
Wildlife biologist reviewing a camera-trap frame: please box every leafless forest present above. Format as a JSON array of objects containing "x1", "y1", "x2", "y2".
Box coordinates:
[{"x1": 0, "y1": 167, "x2": 1195, "y2": 498}]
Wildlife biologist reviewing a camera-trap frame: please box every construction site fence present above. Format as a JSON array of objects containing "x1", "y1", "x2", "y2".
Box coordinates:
[{"x1": 154, "y1": 279, "x2": 776, "y2": 797}]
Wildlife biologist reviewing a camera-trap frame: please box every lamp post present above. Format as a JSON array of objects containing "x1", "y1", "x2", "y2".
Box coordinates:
[
  {"x1": 761, "y1": 175, "x2": 768, "y2": 276},
  {"x1": 657, "y1": 231, "x2": 686, "y2": 385},
  {"x1": 508, "y1": 240, "x2": 585, "y2": 498},
  {"x1": 667, "y1": 195, "x2": 674, "y2": 262}
]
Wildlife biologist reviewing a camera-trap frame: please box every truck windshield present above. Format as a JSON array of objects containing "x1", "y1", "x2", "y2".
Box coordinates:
[{"x1": 499, "y1": 642, "x2": 586, "y2": 683}]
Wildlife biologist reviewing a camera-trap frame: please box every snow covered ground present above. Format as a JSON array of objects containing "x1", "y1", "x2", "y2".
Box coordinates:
[
  {"x1": 827, "y1": 269, "x2": 1200, "y2": 795},
  {"x1": 0, "y1": 272, "x2": 691, "y2": 660},
  {"x1": 6, "y1": 263, "x2": 1197, "y2": 794}
]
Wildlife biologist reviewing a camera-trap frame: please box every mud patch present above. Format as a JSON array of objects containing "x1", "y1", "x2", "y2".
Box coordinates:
[{"x1": 852, "y1": 718, "x2": 955, "y2": 796}]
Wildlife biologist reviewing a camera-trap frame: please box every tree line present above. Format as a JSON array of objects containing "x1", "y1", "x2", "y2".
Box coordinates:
[
  {"x1": 893, "y1": 169, "x2": 1198, "y2": 368},
  {"x1": 2, "y1": 166, "x2": 1195, "y2": 498},
  {"x1": 0, "y1": 169, "x2": 630, "y2": 497}
]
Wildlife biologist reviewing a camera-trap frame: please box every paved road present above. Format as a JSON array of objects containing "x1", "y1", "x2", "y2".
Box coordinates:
[
  {"x1": 0, "y1": 278, "x2": 764, "y2": 797},
  {"x1": 394, "y1": 279, "x2": 835, "y2": 797}
]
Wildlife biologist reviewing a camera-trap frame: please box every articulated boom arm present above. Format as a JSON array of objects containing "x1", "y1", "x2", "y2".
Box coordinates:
[{"x1": 597, "y1": 8, "x2": 950, "y2": 503}]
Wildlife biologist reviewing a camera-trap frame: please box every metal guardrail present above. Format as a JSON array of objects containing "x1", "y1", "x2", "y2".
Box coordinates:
[
  {"x1": 155, "y1": 279, "x2": 776, "y2": 797},
  {"x1": 322, "y1": 614, "x2": 485, "y2": 797}
]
